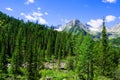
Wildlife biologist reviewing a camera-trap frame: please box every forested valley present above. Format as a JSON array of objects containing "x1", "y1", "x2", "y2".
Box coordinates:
[{"x1": 0, "y1": 11, "x2": 120, "y2": 80}]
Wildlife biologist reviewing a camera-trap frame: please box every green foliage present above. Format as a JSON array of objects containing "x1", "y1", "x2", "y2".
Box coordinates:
[
  {"x1": 66, "y1": 56, "x2": 76, "y2": 71},
  {"x1": 110, "y1": 37, "x2": 120, "y2": 47},
  {"x1": 40, "y1": 69, "x2": 75, "y2": 80},
  {"x1": 75, "y1": 34, "x2": 94, "y2": 80},
  {"x1": 0, "y1": 11, "x2": 120, "y2": 80}
]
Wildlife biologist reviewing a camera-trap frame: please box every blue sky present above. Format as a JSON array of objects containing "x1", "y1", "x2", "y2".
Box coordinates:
[{"x1": 0, "y1": 0, "x2": 120, "y2": 31}]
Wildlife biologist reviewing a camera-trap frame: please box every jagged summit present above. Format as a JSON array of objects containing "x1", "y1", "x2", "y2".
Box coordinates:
[
  {"x1": 111, "y1": 23, "x2": 120, "y2": 34},
  {"x1": 67, "y1": 19, "x2": 80, "y2": 26},
  {"x1": 63, "y1": 19, "x2": 89, "y2": 35},
  {"x1": 62, "y1": 19, "x2": 120, "y2": 38}
]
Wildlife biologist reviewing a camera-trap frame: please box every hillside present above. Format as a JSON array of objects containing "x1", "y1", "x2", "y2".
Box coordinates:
[
  {"x1": 0, "y1": 11, "x2": 120, "y2": 80},
  {"x1": 110, "y1": 37, "x2": 120, "y2": 47},
  {"x1": 60, "y1": 19, "x2": 120, "y2": 39},
  {"x1": 63, "y1": 19, "x2": 89, "y2": 35}
]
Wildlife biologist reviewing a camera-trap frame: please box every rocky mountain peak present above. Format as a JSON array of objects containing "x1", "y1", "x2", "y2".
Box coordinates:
[
  {"x1": 72, "y1": 19, "x2": 80, "y2": 25},
  {"x1": 110, "y1": 23, "x2": 120, "y2": 34},
  {"x1": 63, "y1": 19, "x2": 89, "y2": 34},
  {"x1": 66, "y1": 19, "x2": 80, "y2": 27}
]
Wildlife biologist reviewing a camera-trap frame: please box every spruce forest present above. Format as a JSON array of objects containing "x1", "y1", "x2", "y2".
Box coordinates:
[{"x1": 0, "y1": 11, "x2": 120, "y2": 80}]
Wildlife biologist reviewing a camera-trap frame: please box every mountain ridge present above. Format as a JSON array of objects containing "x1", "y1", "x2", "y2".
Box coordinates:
[
  {"x1": 57, "y1": 19, "x2": 120, "y2": 39},
  {"x1": 63, "y1": 19, "x2": 89, "y2": 35}
]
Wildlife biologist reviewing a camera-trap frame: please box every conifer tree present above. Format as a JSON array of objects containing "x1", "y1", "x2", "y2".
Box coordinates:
[
  {"x1": 0, "y1": 25, "x2": 8, "y2": 79},
  {"x1": 80, "y1": 34, "x2": 94, "y2": 80},
  {"x1": 101, "y1": 19, "x2": 108, "y2": 76},
  {"x1": 11, "y1": 27, "x2": 22, "y2": 79},
  {"x1": 0, "y1": 44, "x2": 7, "y2": 79}
]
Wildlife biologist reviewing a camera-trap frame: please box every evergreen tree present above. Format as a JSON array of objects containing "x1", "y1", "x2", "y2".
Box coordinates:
[
  {"x1": 0, "y1": 24, "x2": 8, "y2": 79},
  {"x1": 101, "y1": 19, "x2": 108, "y2": 76},
  {"x1": 10, "y1": 27, "x2": 22, "y2": 79},
  {"x1": 75, "y1": 33, "x2": 94, "y2": 80},
  {"x1": 80, "y1": 34, "x2": 94, "y2": 80},
  {"x1": 0, "y1": 44, "x2": 7, "y2": 79}
]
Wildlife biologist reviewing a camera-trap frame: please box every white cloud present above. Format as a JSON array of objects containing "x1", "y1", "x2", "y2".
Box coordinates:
[
  {"x1": 32, "y1": 12, "x2": 43, "y2": 17},
  {"x1": 55, "y1": 25, "x2": 65, "y2": 31},
  {"x1": 87, "y1": 19, "x2": 103, "y2": 32},
  {"x1": 102, "y1": 0, "x2": 116, "y2": 3},
  {"x1": 20, "y1": 12, "x2": 24, "y2": 16},
  {"x1": 20, "y1": 11, "x2": 48, "y2": 24},
  {"x1": 37, "y1": 7, "x2": 41, "y2": 10},
  {"x1": 25, "y1": 0, "x2": 34, "y2": 5},
  {"x1": 118, "y1": 16, "x2": 120, "y2": 19},
  {"x1": 44, "y1": 12, "x2": 48, "y2": 15},
  {"x1": 25, "y1": 14, "x2": 36, "y2": 21},
  {"x1": 87, "y1": 15, "x2": 116, "y2": 32},
  {"x1": 55, "y1": 27, "x2": 63, "y2": 31},
  {"x1": 105, "y1": 15, "x2": 116, "y2": 22},
  {"x1": 6, "y1": 7, "x2": 13, "y2": 11},
  {"x1": 38, "y1": 17, "x2": 47, "y2": 24},
  {"x1": 55, "y1": 18, "x2": 70, "y2": 31}
]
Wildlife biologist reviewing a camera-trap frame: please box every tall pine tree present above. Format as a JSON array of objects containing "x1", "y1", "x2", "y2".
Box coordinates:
[{"x1": 101, "y1": 18, "x2": 108, "y2": 76}]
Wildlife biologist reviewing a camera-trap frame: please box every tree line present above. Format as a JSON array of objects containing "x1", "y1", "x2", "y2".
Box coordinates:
[{"x1": 0, "y1": 11, "x2": 120, "y2": 80}]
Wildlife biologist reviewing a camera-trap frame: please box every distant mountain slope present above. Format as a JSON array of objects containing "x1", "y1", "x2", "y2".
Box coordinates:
[
  {"x1": 61, "y1": 19, "x2": 120, "y2": 39},
  {"x1": 107, "y1": 23, "x2": 120, "y2": 39},
  {"x1": 63, "y1": 19, "x2": 89, "y2": 35},
  {"x1": 109, "y1": 37, "x2": 120, "y2": 47},
  {"x1": 111, "y1": 23, "x2": 120, "y2": 34}
]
